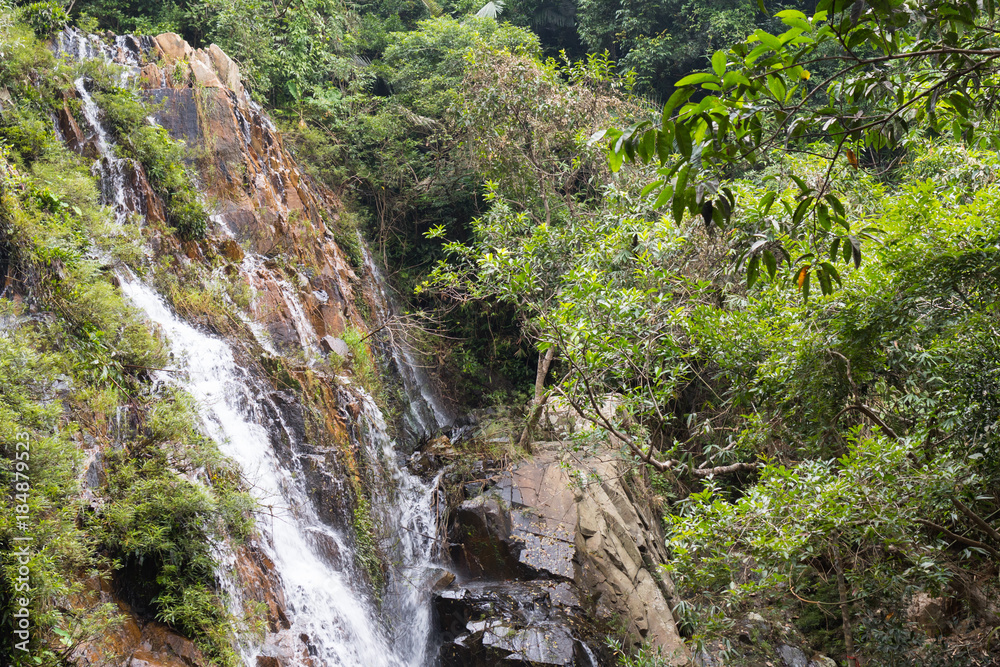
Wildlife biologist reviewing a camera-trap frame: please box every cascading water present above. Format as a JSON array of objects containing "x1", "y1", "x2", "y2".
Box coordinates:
[
  {"x1": 61, "y1": 30, "x2": 445, "y2": 667},
  {"x1": 118, "y1": 276, "x2": 435, "y2": 666},
  {"x1": 360, "y1": 241, "x2": 454, "y2": 441}
]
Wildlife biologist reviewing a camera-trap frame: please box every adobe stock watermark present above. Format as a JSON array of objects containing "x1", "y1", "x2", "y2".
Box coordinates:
[{"x1": 11, "y1": 429, "x2": 33, "y2": 655}]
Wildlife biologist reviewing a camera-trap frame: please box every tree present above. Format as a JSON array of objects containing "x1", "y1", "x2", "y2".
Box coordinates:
[{"x1": 602, "y1": 0, "x2": 1000, "y2": 299}]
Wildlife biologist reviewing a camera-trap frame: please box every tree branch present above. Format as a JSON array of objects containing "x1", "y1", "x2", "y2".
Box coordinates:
[{"x1": 916, "y1": 518, "x2": 1000, "y2": 559}]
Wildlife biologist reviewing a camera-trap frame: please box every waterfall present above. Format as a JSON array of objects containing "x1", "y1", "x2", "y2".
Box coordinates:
[
  {"x1": 360, "y1": 241, "x2": 453, "y2": 441},
  {"x1": 118, "y1": 276, "x2": 434, "y2": 666},
  {"x1": 62, "y1": 30, "x2": 443, "y2": 667}
]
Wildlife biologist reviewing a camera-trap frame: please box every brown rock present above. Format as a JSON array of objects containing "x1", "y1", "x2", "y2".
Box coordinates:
[
  {"x1": 153, "y1": 33, "x2": 192, "y2": 63},
  {"x1": 140, "y1": 63, "x2": 164, "y2": 89},
  {"x1": 208, "y1": 44, "x2": 243, "y2": 94},
  {"x1": 58, "y1": 103, "x2": 85, "y2": 151},
  {"x1": 256, "y1": 658, "x2": 281, "y2": 667},
  {"x1": 189, "y1": 58, "x2": 222, "y2": 88},
  {"x1": 182, "y1": 240, "x2": 202, "y2": 261},
  {"x1": 219, "y1": 238, "x2": 244, "y2": 262},
  {"x1": 129, "y1": 649, "x2": 188, "y2": 667}
]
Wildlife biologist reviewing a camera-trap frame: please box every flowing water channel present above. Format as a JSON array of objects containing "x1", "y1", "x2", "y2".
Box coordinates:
[{"x1": 59, "y1": 29, "x2": 444, "y2": 666}]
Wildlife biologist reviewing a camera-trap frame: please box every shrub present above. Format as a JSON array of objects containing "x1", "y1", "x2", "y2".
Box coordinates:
[{"x1": 18, "y1": 1, "x2": 67, "y2": 37}]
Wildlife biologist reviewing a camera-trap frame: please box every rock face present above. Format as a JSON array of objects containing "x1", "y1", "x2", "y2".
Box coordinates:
[
  {"x1": 58, "y1": 30, "x2": 375, "y2": 667},
  {"x1": 441, "y1": 441, "x2": 689, "y2": 665},
  {"x1": 139, "y1": 33, "x2": 363, "y2": 349}
]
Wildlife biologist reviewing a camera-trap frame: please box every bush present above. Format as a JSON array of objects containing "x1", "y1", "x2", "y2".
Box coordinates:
[
  {"x1": 94, "y1": 85, "x2": 208, "y2": 240},
  {"x1": 18, "y1": 1, "x2": 67, "y2": 37}
]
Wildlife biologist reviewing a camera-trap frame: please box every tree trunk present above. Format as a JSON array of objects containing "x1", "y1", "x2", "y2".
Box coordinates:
[
  {"x1": 831, "y1": 537, "x2": 857, "y2": 665},
  {"x1": 518, "y1": 346, "x2": 555, "y2": 453}
]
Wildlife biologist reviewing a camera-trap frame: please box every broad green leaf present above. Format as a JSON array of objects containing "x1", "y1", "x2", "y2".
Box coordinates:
[
  {"x1": 676, "y1": 72, "x2": 720, "y2": 87},
  {"x1": 763, "y1": 249, "x2": 777, "y2": 278},
  {"x1": 675, "y1": 122, "x2": 692, "y2": 158},
  {"x1": 747, "y1": 254, "x2": 761, "y2": 288},
  {"x1": 641, "y1": 179, "x2": 664, "y2": 198},
  {"x1": 712, "y1": 50, "x2": 727, "y2": 78},
  {"x1": 753, "y1": 29, "x2": 783, "y2": 51}
]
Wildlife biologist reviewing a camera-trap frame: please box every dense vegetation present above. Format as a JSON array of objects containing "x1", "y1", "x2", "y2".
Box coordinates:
[
  {"x1": 1, "y1": 0, "x2": 999, "y2": 663},
  {"x1": 0, "y1": 11, "x2": 254, "y2": 664}
]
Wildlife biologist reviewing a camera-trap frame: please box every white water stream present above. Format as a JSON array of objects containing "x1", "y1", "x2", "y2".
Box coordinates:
[
  {"x1": 360, "y1": 241, "x2": 453, "y2": 441},
  {"x1": 62, "y1": 29, "x2": 444, "y2": 666}
]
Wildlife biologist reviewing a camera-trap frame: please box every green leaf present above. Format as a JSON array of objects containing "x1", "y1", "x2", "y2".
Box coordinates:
[
  {"x1": 639, "y1": 179, "x2": 664, "y2": 198},
  {"x1": 641, "y1": 179, "x2": 665, "y2": 198},
  {"x1": 753, "y1": 29, "x2": 783, "y2": 51},
  {"x1": 763, "y1": 249, "x2": 777, "y2": 279},
  {"x1": 675, "y1": 122, "x2": 692, "y2": 158},
  {"x1": 820, "y1": 261, "x2": 842, "y2": 285},
  {"x1": 825, "y1": 193, "x2": 845, "y2": 218},
  {"x1": 792, "y1": 197, "x2": 813, "y2": 227},
  {"x1": 656, "y1": 129, "x2": 673, "y2": 164},
  {"x1": 849, "y1": 235, "x2": 862, "y2": 268},
  {"x1": 662, "y1": 88, "x2": 694, "y2": 124},
  {"x1": 767, "y1": 75, "x2": 787, "y2": 102},
  {"x1": 818, "y1": 265, "x2": 833, "y2": 295},
  {"x1": 747, "y1": 254, "x2": 761, "y2": 288},
  {"x1": 712, "y1": 50, "x2": 727, "y2": 78},
  {"x1": 673, "y1": 165, "x2": 691, "y2": 222},
  {"x1": 746, "y1": 43, "x2": 772, "y2": 65},
  {"x1": 653, "y1": 185, "x2": 674, "y2": 208},
  {"x1": 817, "y1": 204, "x2": 831, "y2": 231},
  {"x1": 587, "y1": 129, "x2": 608, "y2": 146},
  {"x1": 790, "y1": 174, "x2": 811, "y2": 194},
  {"x1": 609, "y1": 145, "x2": 624, "y2": 172},
  {"x1": 760, "y1": 191, "x2": 777, "y2": 215},
  {"x1": 675, "y1": 72, "x2": 720, "y2": 87}
]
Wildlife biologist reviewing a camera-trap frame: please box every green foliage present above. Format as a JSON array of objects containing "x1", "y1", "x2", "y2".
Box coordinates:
[
  {"x1": 378, "y1": 16, "x2": 540, "y2": 117},
  {"x1": 0, "y1": 19, "x2": 249, "y2": 662},
  {"x1": 606, "y1": 0, "x2": 1000, "y2": 300},
  {"x1": 93, "y1": 392, "x2": 252, "y2": 664},
  {"x1": 91, "y1": 80, "x2": 208, "y2": 239},
  {"x1": 18, "y1": 0, "x2": 68, "y2": 37}
]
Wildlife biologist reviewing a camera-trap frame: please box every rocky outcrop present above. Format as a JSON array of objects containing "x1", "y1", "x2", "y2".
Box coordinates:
[
  {"x1": 441, "y1": 440, "x2": 690, "y2": 665},
  {"x1": 137, "y1": 33, "x2": 363, "y2": 349}
]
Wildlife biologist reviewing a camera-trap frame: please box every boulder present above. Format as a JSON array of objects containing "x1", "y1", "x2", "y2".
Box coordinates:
[
  {"x1": 436, "y1": 581, "x2": 600, "y2": 667},
  {"x1": 153, "y1": 33, "x2": 192, "y2": 62},
  {"x1": 189, "y1": 58, "x2": 222, "y2": 88},
  {"x1": 907, "y1": 592, "x2": 949, "y2": 635},
  {"x1": 777, "y1": 644, "x2": 809, "y2": 667},
  {"x1": 443, "y1": 441, "x2": 689, "y2": 664},
  {"x1": 208, "y1": 43, "x2": 244, "y2": 95},
  {"x1": 319, "y1": 335, "x2": 351, "y2": 358}
]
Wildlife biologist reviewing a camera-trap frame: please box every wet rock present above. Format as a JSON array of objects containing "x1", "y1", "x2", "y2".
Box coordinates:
[
  {"x1": 778, "y1": 644, "x2": 809, "y2": 667},
  {"x1": 58, "y1": 102, "x2": 86, "y2": 151},
  {"x1": 427, "y1": 568, "x2": 456, "y2": 592},
  {"x1": 435, "y1": 581, "x2": 603, "y2": 667},
  {"x1": 219, "y1": 238, "x2": 244, "y2": 262},
  {"x1": 444, "y1": 441, "x2": 688, "y2": 663},
  {"x1": 425, "y1": 434, "x2": 456, "y2": 457},
  {"x1": 182, "y1": 240, "x2": 202, "y2": 260},
  {"x1": 451, "y1": 495, "x2": 520, "y2": 579},
  {"x1": 808, "y1": 655, "x2": 837, "y2": 667}
]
